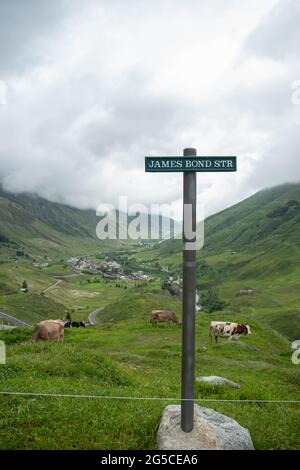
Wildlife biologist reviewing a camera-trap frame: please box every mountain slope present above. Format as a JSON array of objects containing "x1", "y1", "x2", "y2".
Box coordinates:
[
  {"x1": 204, "y1": 183, "x2": 300, "y2": 253},
  {"x1": 0, "y1": 188, "x2": 177, "y2": 258},
  {"x1": 0, "y1": 188, "x2": 99, "y2": 243},
  {"x1": 156, "y1": 183, "x2": 300, "y2": 258},
  {"x1": 147, "y1": 183, "x2": 300, "y2": 340}
]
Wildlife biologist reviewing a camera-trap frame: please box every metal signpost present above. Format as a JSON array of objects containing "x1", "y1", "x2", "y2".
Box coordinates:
[{"x1": 145, "y1": 149, "x2": 237, "y2": 433}]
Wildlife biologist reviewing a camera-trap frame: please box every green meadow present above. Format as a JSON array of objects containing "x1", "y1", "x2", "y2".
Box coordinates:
[
  {"x1": 0, "y1": 183, "x2": 300, "y2": 449},
  {"x1": 0, "y1": 302, "x2": 299, "y2": 449}
]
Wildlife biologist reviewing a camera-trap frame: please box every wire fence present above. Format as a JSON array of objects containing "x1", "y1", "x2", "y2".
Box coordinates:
[{"x1": 0, "y1": 390, "x2": 299, "y2": 403}]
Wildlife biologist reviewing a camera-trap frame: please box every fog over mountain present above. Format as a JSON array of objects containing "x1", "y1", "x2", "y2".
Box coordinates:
[{"x1": 0, "y1": 0, "x2": 299, "y2": 220}]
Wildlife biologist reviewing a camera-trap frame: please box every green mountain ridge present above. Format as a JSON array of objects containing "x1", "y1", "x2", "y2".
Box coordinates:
[
  {"x1": 148, "y1": 182, "x2": 300, "y2": 340},
  {"x1": 1, "y1": 182, "x2": 300, "y2": 260},
  {"x1": 157, "y1": 182, "x2": 300, "y2": 258},
  {"x1": 0, "y1": 188, "x2": 177, "y2": 259},
  {"x1": 0, "y1": 188, "x2": 99, "y2": 243},
  {"x1": 204, "y1": 183, "x2": 300, "y2": 252}
]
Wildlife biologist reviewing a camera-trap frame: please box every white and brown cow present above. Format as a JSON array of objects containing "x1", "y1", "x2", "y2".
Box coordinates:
[{"x1": 210, "y1": 321, "x2": 251, "y2": 343}]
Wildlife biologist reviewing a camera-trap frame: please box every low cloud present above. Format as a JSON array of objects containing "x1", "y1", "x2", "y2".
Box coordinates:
[{"x1": 0, "y1": 0, "x2": 299, "y2": 218}]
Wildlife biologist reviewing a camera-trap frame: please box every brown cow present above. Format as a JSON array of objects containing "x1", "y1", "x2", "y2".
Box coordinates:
[
  {"x1": 150, "y1": 310, "x2": 181, "y2": 327},
  {"x1": 31, "y1": 320, "x2": 65, "y2": 343}
]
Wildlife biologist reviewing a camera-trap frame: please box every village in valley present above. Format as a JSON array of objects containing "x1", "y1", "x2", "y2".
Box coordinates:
[{"x1": 66, "y1": 256, "x2": 154, "y2": 282}]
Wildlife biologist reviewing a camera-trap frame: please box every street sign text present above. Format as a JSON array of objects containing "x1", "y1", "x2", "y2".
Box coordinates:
[{"x1": 145, "y1": 156, "x2": 236, "y2": 172}]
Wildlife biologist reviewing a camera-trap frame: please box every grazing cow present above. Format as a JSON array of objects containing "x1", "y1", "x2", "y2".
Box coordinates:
[
  {"x1": 150, "y1": 310, "x2": 181, "y2": 327},
  {"x1": 210, "y1": 321, "x2": 251, "y2": 343},
  {"x1": 31, "y1": 320, "x2": 65, "y2": 343},
  {"x1": 64, "y1": 321, "x2": 86, "y2": 328}
]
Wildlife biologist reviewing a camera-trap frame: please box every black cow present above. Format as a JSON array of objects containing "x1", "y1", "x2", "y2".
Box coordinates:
[{"x1": 64, "y1": 321, "x2": 86, "y2": 328}]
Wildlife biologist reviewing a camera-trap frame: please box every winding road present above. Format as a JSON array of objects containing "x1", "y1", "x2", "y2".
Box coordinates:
[
  {"x1": 0, "y1": 274, "x2": 104, "y2": 328},
  {"x1": 0, "y1": 311, "x2": 31, "y2": 327},
  {"x1": 88, "y1": 307, "x2": 104, "y2": 325}
]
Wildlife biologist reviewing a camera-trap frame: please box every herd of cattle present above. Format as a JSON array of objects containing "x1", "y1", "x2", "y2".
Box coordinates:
[
  {"x1": 150, "y1": 310, "x2": 251, "y2": 342},
  {"x1": 31, "y1": 311, "x2": 251, "y2": 343}
]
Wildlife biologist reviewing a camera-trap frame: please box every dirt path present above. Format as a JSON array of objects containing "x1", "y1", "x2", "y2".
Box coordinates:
[{"x1": 42, "y1": 279, "x2": 62, "y2": 294}]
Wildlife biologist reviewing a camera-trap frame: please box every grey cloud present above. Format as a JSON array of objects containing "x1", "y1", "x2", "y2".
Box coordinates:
[
  {"x1": 0, "y1": 0, "x2": 70, "y2": 75},
  {"x1": 0, "y1": 0, "x2": 299, "y2": 218},
  {"x1": 246, "y1": 123, "x2": 300, "y2": 189},
  {"x1": 81, "y1": 71, "x2": 198, "y2": 167},
  {"x1": 245, "y1": 0, "x2": 300, "y2": 61},
  {"x1": 218, "y1": 76, "x2": 293, "y2": 126},
  {"x1": 236, "y1": 0, "x2": 300, "y2": 180}
]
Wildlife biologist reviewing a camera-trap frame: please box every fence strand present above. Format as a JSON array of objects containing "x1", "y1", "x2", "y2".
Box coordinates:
[{"x1": 0, "y1": 391, "x2": 299, "y2": 403}]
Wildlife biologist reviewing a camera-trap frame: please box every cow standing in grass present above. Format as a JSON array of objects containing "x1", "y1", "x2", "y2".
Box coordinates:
[
  {"x1": 31, "y1": 320, "x2": 65, "y2": 343},
  {"x1": 210, "y1": 321, "x2": 251, "y2": 343},
  {"x1": 150, "y1": 310, "x2": 181, "y2": 327}
]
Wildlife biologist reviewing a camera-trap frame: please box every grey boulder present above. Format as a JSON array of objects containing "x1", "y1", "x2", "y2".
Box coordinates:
[
  {"x1": 197, "y1": 375, "x2": 240, "y2": 389},
  {"x1": 157, "y1": 404, "x2": 254, "y2": 450}
]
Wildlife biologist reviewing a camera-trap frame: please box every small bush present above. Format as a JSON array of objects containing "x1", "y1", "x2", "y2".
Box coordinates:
[{"x1": 200, "y1": 289, "x2": 226, "y2": 313}]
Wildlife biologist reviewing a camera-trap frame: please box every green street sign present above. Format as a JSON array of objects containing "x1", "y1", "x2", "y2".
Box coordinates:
[{"x1": 145, "y1": 156, "x2": 237, "y2": 172}]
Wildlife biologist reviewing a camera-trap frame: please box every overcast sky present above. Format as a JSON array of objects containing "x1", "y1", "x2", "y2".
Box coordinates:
[{"x1": 0, "y1": 0, "x2": 299, "y2": 220}]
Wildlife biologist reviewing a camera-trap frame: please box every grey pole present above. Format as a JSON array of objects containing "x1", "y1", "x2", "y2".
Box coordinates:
[{"x1": 181, "y1": 147, "x2": 197, "y2": 432}]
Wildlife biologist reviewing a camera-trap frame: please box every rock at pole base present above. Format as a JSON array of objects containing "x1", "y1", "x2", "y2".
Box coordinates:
[{"x1": 156, "y1": 404, "x2": 255, "y2": 450}]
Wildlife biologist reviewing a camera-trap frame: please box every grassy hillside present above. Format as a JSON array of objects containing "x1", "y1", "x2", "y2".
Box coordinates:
[
  {"x1": 98, "y1": 286, "x2": 181, "y2": 324},
  {"x1": 0, "y1": 188, "x2": 99, "y2": 239},
  {"x1": 0, "y1": 188, "x2": 123, "y2": 260},
  {"x1": 0, "y1": 299, "x2": 299, "y2": 449},
  {"x1": 0, "y1": 183, "x2": 299, "y2": 449},
  {"x1": 0, "y1": 188, "x2": 175, "y2": 260},
  {"x1": 204, "y1": 183, "x2": 300, "y2": 252},
  {"x1": 0, "y1": 257, "x2": 139, "y2": 325},
  {"x1": 145, "y1": 183, "x2": 300, "y2": 340},
  {"x1": 155, "y1": 183, "x2": 300, "y2": 257}
]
